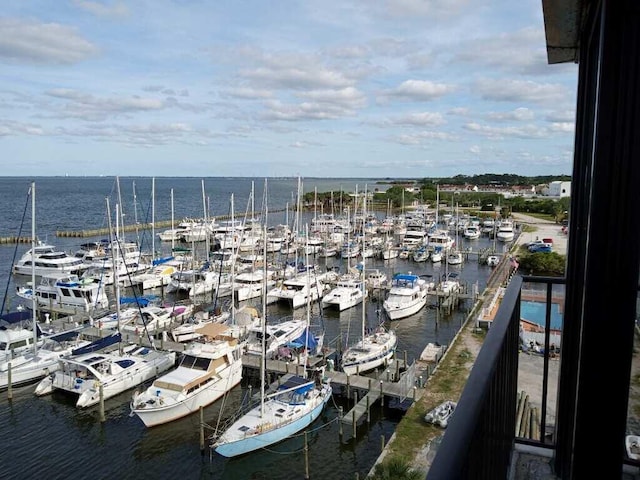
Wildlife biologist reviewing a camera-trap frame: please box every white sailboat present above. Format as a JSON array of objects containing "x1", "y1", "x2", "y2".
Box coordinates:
[
  {"x1": 211, "y1": 235, "x2": 332, "y2": 458},
  {"x1": 340, "y1": 186, "x2": 397, "y2": 375}
]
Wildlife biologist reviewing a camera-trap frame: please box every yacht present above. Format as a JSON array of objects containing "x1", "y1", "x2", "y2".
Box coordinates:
[
  {"x1": 233, "y1": 269, "x2": 276, "y2": 302},
  {"x1": 321, "y1": 274, "x2": 366, "y2": 311},
  {"x1": 243, "y1": 318, "x2": 308, "y2": 359},
  {"x1": 496, "y1": 220, "x2": 515, "y2": 242},
  {"x1": 16, "y1": 273, "x2": 109, "y2": 316},
  {"x1": 266, "y1": 269, "x2": 327, "y2": 309},
  {"x1": 383, "y1": 273, "x2": 431, "y2": 320},
  {"x1": 12, "y1": 242, "x2": 87, "y2": 277},
  {"x1": 131, "y1": 328, "x2": 243, "y2": 427}
]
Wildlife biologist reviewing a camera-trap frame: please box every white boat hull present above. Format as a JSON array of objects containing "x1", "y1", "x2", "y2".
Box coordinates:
[{"x1": 132, "y1": 361, "x2": 242, "y2": 427}]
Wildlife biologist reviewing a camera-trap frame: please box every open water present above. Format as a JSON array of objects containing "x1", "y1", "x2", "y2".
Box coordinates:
[{"x1": 0, "y1": 177, "x2": 503, "y2": 480}]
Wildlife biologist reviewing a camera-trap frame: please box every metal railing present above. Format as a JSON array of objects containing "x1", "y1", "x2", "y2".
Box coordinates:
[{"x1": 426, "y1": 274, "x2": 565, "y2": 479}]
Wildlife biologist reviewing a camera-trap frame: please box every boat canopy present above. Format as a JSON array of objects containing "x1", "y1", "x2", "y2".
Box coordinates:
[
  {"x1": 287, "y1": 327, "x2": 318, "y2": 350},
  {"x1": 72, "y1": 332, "x2": 121, "y2": 356},
  {"x1": 0, "y1": 310, "x2": 31, "y2": 325},
  {"x1": 277, "y1": 375, "x2": 314, "y2": 395}
]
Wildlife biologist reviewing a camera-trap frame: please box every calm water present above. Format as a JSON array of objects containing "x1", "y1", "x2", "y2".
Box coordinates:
[{"x1": 0, "y1": 177, "x2": 502, "y2": 480}]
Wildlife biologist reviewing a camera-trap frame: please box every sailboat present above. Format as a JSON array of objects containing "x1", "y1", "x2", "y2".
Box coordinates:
[
  {"x1": 340, "y1": 186, "x2": 397, "y2": 375},
  {"x1": 211, "y1": 232, "x2": 332, "y2": 458}
]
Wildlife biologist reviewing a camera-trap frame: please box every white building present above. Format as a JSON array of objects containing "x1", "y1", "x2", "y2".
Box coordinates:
[{"x1": 545, "y1": 181, "x2": 571, "y2": 198}]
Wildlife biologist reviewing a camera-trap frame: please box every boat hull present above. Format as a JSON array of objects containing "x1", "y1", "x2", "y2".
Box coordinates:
[
  {"x1": 384, "y1": 298, "x2": 426, "y2": 320},
  {"x1": 214, "y1": 387, "x2": 331, "y2": 458},
  {"x1": 132, "y1": 362, "x2": 242, "y2": 427}
]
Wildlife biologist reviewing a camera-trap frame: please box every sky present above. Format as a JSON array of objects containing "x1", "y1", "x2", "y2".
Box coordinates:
[{"x1": 0, "y1": 0, "x2": 578, "y2": 178}]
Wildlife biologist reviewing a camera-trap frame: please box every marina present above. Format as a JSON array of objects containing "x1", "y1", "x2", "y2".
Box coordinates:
[{"x1": 0, "y1": 176, "x2": 517, "y2": 479}]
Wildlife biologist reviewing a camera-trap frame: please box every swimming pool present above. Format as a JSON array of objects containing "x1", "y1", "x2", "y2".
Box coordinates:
[{"x1": 520, "y1": 300, "x2": 563, "y2": 330}]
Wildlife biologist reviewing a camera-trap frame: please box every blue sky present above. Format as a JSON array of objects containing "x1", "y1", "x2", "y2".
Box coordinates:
[{"x1": 0, "y1": 0, "x2": 578, "y2": 178}]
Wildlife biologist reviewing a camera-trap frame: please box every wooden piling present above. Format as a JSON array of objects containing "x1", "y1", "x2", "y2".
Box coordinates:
[
  {"x1": 7, "y1": 362, "x2": 12, "y2": 400},
  {"x1": 99, "y1": 384, "x2": 105, "y2": 422},
  {"x1": 304, "y1": 432, "x2": 310, "y2": 480},
  {"x1": 200, "y1": 406, "x2": 205, "y2": 455}
]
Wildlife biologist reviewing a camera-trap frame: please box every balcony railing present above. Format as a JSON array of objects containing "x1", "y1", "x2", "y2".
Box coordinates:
[{"x1": 426, "y1": 274, "x2": 566, "y2": 479}]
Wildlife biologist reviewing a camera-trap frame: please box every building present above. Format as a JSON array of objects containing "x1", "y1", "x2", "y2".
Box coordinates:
[
  {"x1": 426, "y1": 1, "x2": 640, "y2": 479},
  {"x1": 544, "y1": 181, "x2": 571, "y2": 198}
]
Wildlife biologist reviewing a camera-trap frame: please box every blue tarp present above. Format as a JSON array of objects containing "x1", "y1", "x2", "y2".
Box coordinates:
[
  {"x1": 277, "y1": 375, "x2": 314, "y2": 395},
  {"x1": 119, "y1": 295, "x2": 158, "y2": 306},
  {"x1": 0, "y1": 310, "x2": 32, "y2": 325},
  {"x1": 71, "y1": 333, "x2": 121, "y2": 356},
  {"x1": 152, "y1": 256, "x2": 174, "y2": 266},
  {"x1": 287, "y1": 327, "x2": 319, "y2": 351}
]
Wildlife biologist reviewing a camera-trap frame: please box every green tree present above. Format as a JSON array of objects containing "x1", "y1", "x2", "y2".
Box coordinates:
[{"x1": 518, "y1": 252, "x2": 566, "y2": 276}]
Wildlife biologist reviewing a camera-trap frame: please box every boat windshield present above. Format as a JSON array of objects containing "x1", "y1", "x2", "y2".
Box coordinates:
[{"x1": 181, "y1": 354, "x2": 211, "y2": 370}]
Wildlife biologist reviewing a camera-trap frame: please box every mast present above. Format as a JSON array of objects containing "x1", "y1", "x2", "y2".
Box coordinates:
[
  {"x1": 106, "y1": 198, "x2": 123, "y2": 352},
  {"x1": 30, "y1": 182, "x2": 37, "y2": 354},
  {"x1": 170, "y1": 188, "x2": 175, "y2": 252},
  {"x1": 361, "y1": 185, "x2": 367, "y2": 343},
  {"x1": 151, "y1": 178, "x2": 155, "y2": 261},
  {"x1": 260, "y1": 222, "x2": 267, "y2": 420}
]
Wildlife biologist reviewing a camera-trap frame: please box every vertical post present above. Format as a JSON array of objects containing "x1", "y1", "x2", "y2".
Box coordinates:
[
  {"x1": 7, "y1": 362, "x2": 12, "y2": 400},
  {"x1": 346, "y1": 374, "x2": 350, "y2": 398},
  {"x1": 366, "y1": 394, "x2": 370, "y2": 423},
  {"x1": 395, "y1": 358, "x2": 400, "y2": 379},
  {"x1": 381, "y1": 434, "x2": 385, "y2": 452},
  {"x1": 380, "y1": 380, "x2": 384, "y2": 407},
  {"x1": 404, "y1": 350, "x2": 407, "y2": 367},
  {"x1": 200, "y1": 406, "x2": 205, "y2": 456},
  {"x1": 338, "y1": 406, "x2": 343, "y2": 438},
  {"x1": 304, "y1": 431, "x2": 310, "y2": 480},
  {"x1": 352, "y1": 410, "x2": 356, "y2": 438},
  {"x1": 99, "y1": 384, "x2": 105, "y2": 422}
]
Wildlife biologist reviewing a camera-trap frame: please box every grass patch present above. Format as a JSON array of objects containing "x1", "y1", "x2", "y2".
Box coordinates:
[{"x1": 384, "y1": 324, "x2": 481, "y2": 464}]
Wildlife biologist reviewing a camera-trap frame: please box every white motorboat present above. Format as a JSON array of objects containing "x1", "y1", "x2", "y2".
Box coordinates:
[
  {"x1": 383, "y1": 273, "x2": 431, "y2": 320},
  {"x1": 321, "y1": 274, "x2": 366, "y2": 311},
  {"x1": 12, "y1": 241, "x2": 87, "y2": 277},
  {"x1": 266, "y1": 270, "x2": 327, "y2": 309},
  {"x1": 121, "y1": 304, "x2": 193, "y2": 336},
  {"x1": 131, "y1": 326, "x2": 243, "y2": 427},
  {"x1": 0, "y1": 311, "x2": 43, "y2": 363},
  {"x1": 122, "y1": 262, "x2": 179, "y2": 290},
  {"x1": 440, "y1": 272, "x2": 462, "y2": 295},
  {"x1": 496, "y1": 220, "x2": 515, "y2": 242},
  {"x1": 16, "y1": 273, "x2": 109, "y2": 316},
  {"x1": 233, "y1": 269, "x2": 276, "y2": 302},
  {"x1": 34, "y1": 343, "x2": 177, "y2": 408}
]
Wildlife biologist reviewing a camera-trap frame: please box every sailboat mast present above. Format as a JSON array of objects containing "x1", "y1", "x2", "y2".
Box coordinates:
[
  {"x1": 170, "y1": 189, "x2": 175, "y2": 252},
  {"x1": 106, "y1": 198, "x2": 122, "y2": 350},
  {"x1": 361, "y1": 185, "x2": 367, "y2": 343},
  {"x1": 30, "y1": 182, "x2": 37, "y2": 354},
  {"x1": 151, "y1": 178, "x2": 155, "y2": 261},
  {"x1": 260, "y1": 223, "x2": 267, "y2": 420}
]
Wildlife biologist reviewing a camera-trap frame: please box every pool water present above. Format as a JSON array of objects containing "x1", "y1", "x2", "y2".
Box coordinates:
[{"x1": 520, "y1": 300, "x2": 563, "y2": 330}]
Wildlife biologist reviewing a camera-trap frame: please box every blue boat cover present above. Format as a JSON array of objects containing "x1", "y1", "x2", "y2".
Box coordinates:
[
  {"x1": 71, "y1": 333, "x2": 121, "y2": 356},
  {"x1": 152, "y1": 256, "x2": 174, "y2": 266},
  {"x1": 287, "y1": 327, "x2": 318, "y2": 351},
  {"x1": 119, "y1": 295, "x2": 158, "y2": 306},
  {"x1": 277, "y1": 375, "x2": 314, "y2": 395},
  {"x1": 0, "y1": 310, "x2": 32, "y2": 325},
  {"x1": 393, "y1": 273, "x2": 419, "y2": 282}
]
